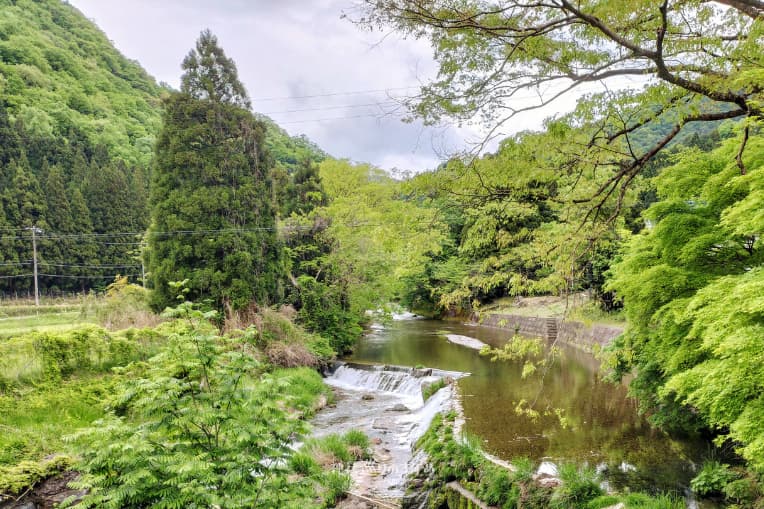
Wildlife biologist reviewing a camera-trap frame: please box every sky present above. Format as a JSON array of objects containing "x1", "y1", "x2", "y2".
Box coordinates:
[{"x1": 67, "y1": 0, "x2": 596, "y2": 173}]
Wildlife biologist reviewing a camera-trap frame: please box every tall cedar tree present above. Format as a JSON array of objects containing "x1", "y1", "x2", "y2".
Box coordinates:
[{"x1": 148, "y1": 31, "x2": 282, "y2": 311}]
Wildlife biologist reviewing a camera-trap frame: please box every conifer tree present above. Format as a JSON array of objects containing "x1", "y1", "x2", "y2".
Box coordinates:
[
  {"x1": 1, "y1": 158, "x2": 47, "y2": 294},
  {"x1": 180, "y1": 29, "x2": 251, "y2": 109},
  {"x1": 148, "y1": 31, "x2": 282, "y2": 312},
  {"x1": 42, "y1": 166, "x2": 73, "y2": 291},
  {"x1": 69, "y1": 186, "x2": 97, "y2": 289}
]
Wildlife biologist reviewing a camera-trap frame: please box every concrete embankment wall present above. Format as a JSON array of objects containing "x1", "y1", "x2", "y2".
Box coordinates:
[{"x1": 473, "y1": 312, "x2": 623, "y2": 349}]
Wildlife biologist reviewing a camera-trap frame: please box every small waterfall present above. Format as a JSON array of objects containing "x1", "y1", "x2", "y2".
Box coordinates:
[
  {"x1": 313, "y1": 362, "x2": 468, "y2": 500},
  {"x1": 324, "y1": 362, "x2": 463, "y2": 401}
]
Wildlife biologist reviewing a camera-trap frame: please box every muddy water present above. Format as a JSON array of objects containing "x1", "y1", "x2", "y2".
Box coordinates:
[{"x1": 347, "y1": 317, "x2": 711, "y2": 496}]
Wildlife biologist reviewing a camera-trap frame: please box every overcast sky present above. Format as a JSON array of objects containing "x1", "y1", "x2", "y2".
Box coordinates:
[{"x1": 67, "y1": 0, "x2": 594, "y2": 173}]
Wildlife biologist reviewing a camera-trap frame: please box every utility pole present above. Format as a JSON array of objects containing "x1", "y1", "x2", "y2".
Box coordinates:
[{"x1": 25, "y1": 226, "x2": 42, "y2": 307}]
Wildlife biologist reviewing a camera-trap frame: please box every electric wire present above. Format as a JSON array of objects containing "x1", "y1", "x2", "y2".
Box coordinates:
[
  {"x1": 262, "y1": 100, "x2": 399, "y2": 115},
  {"x1": 251, "y1": 86, "x2": 418, "y2": 102}
]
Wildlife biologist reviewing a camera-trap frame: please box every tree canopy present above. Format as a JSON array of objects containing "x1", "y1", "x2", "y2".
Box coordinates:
[
  {"x1": 180, "y1": 29, "x2": 251, "y2": 109},
  {"x1": 357, "y1": 0, "x2": 762, "y2": 213}
]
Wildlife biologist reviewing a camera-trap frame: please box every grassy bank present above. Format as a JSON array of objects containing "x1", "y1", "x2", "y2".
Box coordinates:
[
  {"x1": 0, "y1": 286, "x2": 353, "y2": 507},
  {"x1": 415, "y1": 412, "x2": 684, "y2": 509}
]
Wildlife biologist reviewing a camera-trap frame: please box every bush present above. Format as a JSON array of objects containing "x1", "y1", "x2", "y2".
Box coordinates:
[
  {"x1": 422, "y1": 378, "x2": 447, "y2": 401},
  {"x1": 82, "y1": 277, "x2": 161, "y2": 330},
  {"x1": 271, "y1": 367, "x2": 329, "y2": 417},
  {"x1": 265, "y1": 341, "x2": 318, "y2": 368},
  {"x1": 68, "y1": 302, "x2": 315, "y2": 508},
  {"x1": 690, "y1": 461, "x2": 738, "y2": 496},
  {"x1": 302, "y1": 434, "x2": 353, "y2": 468},
  {"x1": 0, "y1": 455, "x2": 72, "y2": 497},
  {"x1": 343, "y1": 429, "x2": 371, "y2": 460},
  {"x1": 622, "y1": 492, "x2": 685, "y2": 508},
  {"x1": 723, "y1": 476, "x2": 760, "y2": 505},
  {"x1": 243, "y1": 307, "x2": 335, "y2": 363},
  {"x1": 343, "y1": 429, "x2": 370, "y2": 449},
  {"x1": 0, "y1": 326, "x2": 164, "y2": 390},
  {"x1": 586, "y1": 495, "x2": 621, "y2": 509}
]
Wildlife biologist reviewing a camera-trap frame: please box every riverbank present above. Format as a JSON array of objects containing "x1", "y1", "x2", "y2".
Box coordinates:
[
  {"x1": 0, "y1": 302, "x2": 344, "y2": 508},
  {"x1": 406, "y1": 409, "x2": 688, "y2": 509},
  {"x1": 347, "y1": 315, "x2": 715, "y2": 505},
  {"x1": 472, "y1": 311, "x2": 623, "y2": 351}
]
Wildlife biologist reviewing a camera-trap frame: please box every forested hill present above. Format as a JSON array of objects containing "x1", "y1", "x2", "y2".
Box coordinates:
[
  {"x1": 0, "y1": 0, "x2": 162, "y2": 165},
  {"x1": 0, "y1": 0, "x2": 325, "y2": 296}
]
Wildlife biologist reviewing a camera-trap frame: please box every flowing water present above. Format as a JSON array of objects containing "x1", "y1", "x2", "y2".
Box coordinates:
[
  {"x1": 342, "y1": 316, "x2": 712, "y2": 497},
  {"x1": 311, "y1": 362, "x2": 465, "y2": 500}
]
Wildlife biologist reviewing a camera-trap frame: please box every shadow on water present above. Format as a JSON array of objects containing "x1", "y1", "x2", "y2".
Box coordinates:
[{"x1": 349, "y1": 318, "x2": 712, "y2": 496}]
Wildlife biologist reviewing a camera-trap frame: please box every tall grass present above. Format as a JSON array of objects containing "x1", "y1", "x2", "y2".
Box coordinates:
[{"x1": 0, "y1": 326, "x2": 165, "y2": 391}]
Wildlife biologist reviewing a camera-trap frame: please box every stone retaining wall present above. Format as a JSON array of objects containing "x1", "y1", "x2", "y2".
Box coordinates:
[
  {"x1": 475, "y1": 313, "x2": 551, "y2": 339},
  {"x1": 473, "y1": 312, "x2": 623, "y2": 349}
]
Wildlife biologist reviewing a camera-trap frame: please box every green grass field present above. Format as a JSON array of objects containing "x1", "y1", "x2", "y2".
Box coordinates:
[{"x1": 0, "y1": 312, "x2": 96, "y2": 339}]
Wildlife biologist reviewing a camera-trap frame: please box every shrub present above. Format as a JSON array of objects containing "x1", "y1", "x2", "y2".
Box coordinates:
[
  {"x1": 0, "y1": 326, "x2": 164, "y2": 390},
  {"x1": 68, "y1": 302, "x2": 313, "y2": 508},
  {"x1": 82, "y1": 277, "x2": 161, "y2": 330},
  {"x1": 622, "y1": 492, "x2": 685, "y2": 508},
  {"x1": 510, "y1": 457, "x2": 535, "y2": 484},
  {"x1": 343, "y1": 429, "x2": 371, "y2": 460},
  {"x1": 265, "y1": 341, "x2": 318, "y2": 368},
  {"x1": 723, "y1": 476, "x2": 760, "y2": 505},
  {"x1": 690, "y1": 461, "x2": 738, "y2": 496},
  {"x1": 422, "y1": 378, "x2": 447, "y2": 401},
  {"x1": 343, "y1": 429, "x2": 370, "y2": 449},
  {"x1": 0, "y1": 455, "x2": 73, "y2": 496},
  {"x1": 586, "y1": 495, "x2": 621, "y2": 509},
  {"x1": 271, "y1": 367, "x2": 329, "y2": 417},
  {"x1": 302, "y1": 434, "x2": 353, "y2": 468}
]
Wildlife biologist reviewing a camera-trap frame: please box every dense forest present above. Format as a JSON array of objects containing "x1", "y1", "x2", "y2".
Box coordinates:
[
  {"x1": 0, "y1": 0, "x2": 325, "y2": 296},
  {"x1": 1, "y1": 0, "x2": 764, "y2": 507}
]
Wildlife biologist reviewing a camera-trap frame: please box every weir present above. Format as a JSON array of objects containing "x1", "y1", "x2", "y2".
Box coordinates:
[
  {"x1": 311, "y1": 361, "x2": 468, "y2": 504},
  {"x1": 324, "y1": 361, "x2": 464, "y2": 402}
]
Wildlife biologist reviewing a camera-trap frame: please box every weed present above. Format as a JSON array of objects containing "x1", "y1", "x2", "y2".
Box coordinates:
[{"x1": 320, "y1": 469, "x2": 351, "y2": 507}]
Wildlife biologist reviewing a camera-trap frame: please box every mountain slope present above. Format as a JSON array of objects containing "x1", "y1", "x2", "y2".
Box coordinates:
[{"x1": 0, "y1": 0, "x2": 163, "y2": 166}]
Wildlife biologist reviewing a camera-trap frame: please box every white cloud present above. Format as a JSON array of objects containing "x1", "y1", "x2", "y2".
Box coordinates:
[{"x1": 68, "y1": 0, "x2": 592, "y2": 172}]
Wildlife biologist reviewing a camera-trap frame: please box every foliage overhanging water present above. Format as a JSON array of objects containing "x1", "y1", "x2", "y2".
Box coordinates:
[{"x1": 349, "y1": 317, "x2": 712, "y2": 495}]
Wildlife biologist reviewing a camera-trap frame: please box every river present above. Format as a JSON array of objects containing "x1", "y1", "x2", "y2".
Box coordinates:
[{"x1": 344, "y1": 316, "x2": 711, "y2": 497}]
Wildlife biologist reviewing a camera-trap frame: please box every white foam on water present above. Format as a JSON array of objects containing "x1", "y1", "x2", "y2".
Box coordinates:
[
  {"x1": 326, "y1": 365, "x2": 425, "y2": 408},
  {"x1": 312, "y1": 364, "x2": 466, "y2": 500}
]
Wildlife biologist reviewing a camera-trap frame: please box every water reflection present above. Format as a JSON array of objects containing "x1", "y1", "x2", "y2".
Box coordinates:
[{"x1": 349, "y1": 318, "x2": 708, "y2": 494}]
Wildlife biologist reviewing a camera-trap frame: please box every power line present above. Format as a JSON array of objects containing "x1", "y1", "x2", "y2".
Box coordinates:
[
  {"x1": 0, "y1": 261, "x2": 32, "y2": 266},
  {"x1": 38, "y1": 262, "x2": 141, "y2": 269},
  {"x1": 251, "y1": 86, "x2": 418, "y2": 102},
  {"x1": 38, "y1": 273, "x2": 140, "y2": 279},
  {"x1": 0, "y1": 221, "x2": 441, "y2": 242},
  {"x1": 277, "y1": 113, "x2": 395, "y2": 125},
  {"x1": 0, "y1": 274, "x2": 33, "y2": 279},
  {"x1": 262, "y1": 100, "x2": 399, "y2": 115}
]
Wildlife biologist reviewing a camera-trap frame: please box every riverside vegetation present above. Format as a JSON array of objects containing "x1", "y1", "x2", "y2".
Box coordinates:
[{"x1": 1, "y1": 0, "x2": 764, "y2": 507}]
